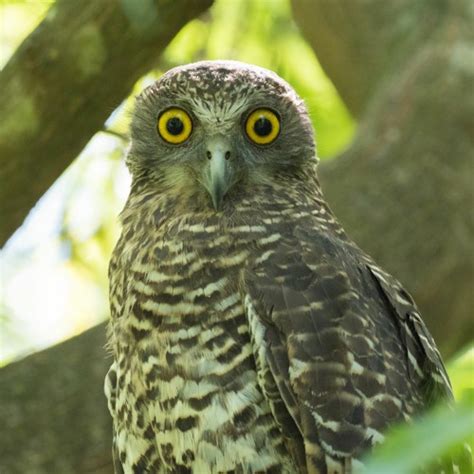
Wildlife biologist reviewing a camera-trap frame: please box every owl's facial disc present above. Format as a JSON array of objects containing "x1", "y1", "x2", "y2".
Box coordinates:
[
  {"x1": 198, "y1": 110, "x2": 282, "y2": 210},
  {"x1": 130, "y1": 61, "x2": 317, "y2": 212},
  {"x1": 202, "y1": 136, "x2": 234, "y2": 211}
]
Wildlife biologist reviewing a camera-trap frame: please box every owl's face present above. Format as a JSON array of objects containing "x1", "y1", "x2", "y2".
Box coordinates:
[{"x1": 128, "y1": 60, "x2": 316, "y2": 210}]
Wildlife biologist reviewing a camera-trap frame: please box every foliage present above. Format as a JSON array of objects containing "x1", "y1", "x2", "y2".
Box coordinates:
[
  {"x1": 363, "y1": 403, "x2": 473, "y2": 473},
  {"x1": 363, "y1": 347, "x2": 474, "y2": 473}
]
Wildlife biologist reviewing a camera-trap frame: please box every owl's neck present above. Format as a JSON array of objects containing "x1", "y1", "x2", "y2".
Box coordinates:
[{"x1": 121, "y1": 163, "x2": 327, "y2": 232}]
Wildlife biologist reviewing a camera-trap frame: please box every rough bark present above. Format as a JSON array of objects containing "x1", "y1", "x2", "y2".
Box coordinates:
[
  {"x1": 291, "y1": 0, "x2": 451, "y2": 119},
  {"x1": 0, "y1": 324, "x2": 113, "y2": 474},
  {"x1": 292, "y1": 0, "x2": 474, "y2": 354},
  {"x1": 0, "y1": 0, "x2": 213, "y2": 247}
]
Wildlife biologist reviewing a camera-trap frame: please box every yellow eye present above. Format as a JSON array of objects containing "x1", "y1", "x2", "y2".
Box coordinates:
[
  {"x1": 245, "y1": 108, "x2": 280, "y2": 145},
  {"x1": 157, "y1": 107, "x2": 193, "y2": 144}
]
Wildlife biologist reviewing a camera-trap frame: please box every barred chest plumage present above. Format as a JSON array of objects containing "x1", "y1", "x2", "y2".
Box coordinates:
[
  {"x1": 107, "y1": 196, "x2": 306, "y2": 473},
  {"x1": 106, "y1": 59, "x2": 468, "y2": 474}
]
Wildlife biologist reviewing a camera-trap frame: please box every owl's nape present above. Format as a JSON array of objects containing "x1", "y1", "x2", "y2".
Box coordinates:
[{"x1": 106, "y1": 60, "x2": 467, "y2": 474}]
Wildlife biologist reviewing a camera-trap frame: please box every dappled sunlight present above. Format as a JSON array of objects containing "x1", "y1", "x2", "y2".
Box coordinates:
[
  {"x1": 0, "y1": 1, "x2": 52, "y2": 68},
  {"x1": 1, "y1": 132, "x2": 130, "y2": 362}
]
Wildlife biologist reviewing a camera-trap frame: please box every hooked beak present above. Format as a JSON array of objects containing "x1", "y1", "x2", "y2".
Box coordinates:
[{"x1": 204, "y1": 137, "x2": 233, "y2": 211}]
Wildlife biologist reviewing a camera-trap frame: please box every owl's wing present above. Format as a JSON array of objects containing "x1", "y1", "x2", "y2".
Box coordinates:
[{"x1": 244, "y1": 226, "x2": 453, "y2": 473}]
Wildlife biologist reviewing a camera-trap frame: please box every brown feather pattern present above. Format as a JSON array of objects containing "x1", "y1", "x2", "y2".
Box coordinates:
[{"x1": 105, "y1": 61, "x2": 470, "y2": 474}]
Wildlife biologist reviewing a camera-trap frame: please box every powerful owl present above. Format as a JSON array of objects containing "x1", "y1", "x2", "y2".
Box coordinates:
[{"x1": 105, "y1": 61, "x2": 467, "y2": 473}]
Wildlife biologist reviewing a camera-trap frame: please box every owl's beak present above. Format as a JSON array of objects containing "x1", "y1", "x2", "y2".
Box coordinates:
[{"x1": 204, "y1": 137, "x2": 233, "y2": 211}]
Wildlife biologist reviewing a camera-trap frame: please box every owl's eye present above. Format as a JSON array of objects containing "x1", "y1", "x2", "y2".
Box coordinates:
[
  {"x1": 157, "y1": 107, "x2": 193, "y2": 144},
  {"x1": 245, "y1": 108, "x2": 280, "y2": 145}
]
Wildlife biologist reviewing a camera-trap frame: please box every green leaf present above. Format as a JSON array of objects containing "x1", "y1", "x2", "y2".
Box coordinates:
[{"x1": 363, "y1": 403, "x2": 474, "y2": 474}]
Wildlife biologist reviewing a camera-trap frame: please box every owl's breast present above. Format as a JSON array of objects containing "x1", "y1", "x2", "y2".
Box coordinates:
[{"x1": 109, "y1": 221, "x2": 296, "y2": 473}]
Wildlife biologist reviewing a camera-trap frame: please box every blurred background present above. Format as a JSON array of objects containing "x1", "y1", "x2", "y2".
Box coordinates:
[{"x1": 0, "y1": 0, "x2": 472, "y2": 472}]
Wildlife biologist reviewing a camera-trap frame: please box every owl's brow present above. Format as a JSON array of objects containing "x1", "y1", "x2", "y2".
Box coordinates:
[{"x1": 185, "y1": 92, "x2": 251, "y2": 125}]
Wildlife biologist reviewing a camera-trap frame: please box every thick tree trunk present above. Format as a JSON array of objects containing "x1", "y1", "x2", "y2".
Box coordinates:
[
  {"x1": 0, "y1": 0, "x2": 213, "y2": 247},
  {"x1": 292, "y1": 0, "x2": 474, "y2": 355},
  {"x1": 0, "y1": 325, "x2": 112, "y2": 473}
]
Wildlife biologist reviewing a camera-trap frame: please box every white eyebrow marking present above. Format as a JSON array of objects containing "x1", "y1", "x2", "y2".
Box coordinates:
[{"x1": 187, "y1": 90, "x2": 251, "y2": 127}]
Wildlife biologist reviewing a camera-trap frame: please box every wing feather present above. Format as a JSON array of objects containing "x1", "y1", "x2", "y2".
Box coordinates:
[{"x1": 245, "y1": 228, "x2": 454, "y2": 472}]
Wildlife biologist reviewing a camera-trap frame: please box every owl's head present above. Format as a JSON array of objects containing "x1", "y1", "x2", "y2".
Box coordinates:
[{"x1": 127, "y1": 60, "x2": 317, "y2": 211}]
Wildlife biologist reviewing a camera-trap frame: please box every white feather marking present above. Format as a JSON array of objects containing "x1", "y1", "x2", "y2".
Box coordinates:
[
  {"x1": 147, "y1": 270, "x2": 182, "y2": 283},
  {"x1": 216, "y1": 292, "x2": 240, "y2": 311},
  {"x1": 141, "y1": 299, "x2": 206, "y2": 316},
  {"x1": 258, "y1": 233, "x2": 281, "y2": 245},
  {"x1": 366, "y1": 427, "x2": 385, "y2": 444}
]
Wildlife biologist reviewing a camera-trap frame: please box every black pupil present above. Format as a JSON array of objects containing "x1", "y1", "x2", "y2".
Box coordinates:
[
  {"x1": 166, "y1": 117, "x2": 184, "y2": 135},
  {"x1": 253, "y1": 116, "x2": 272, "y2": 137}
]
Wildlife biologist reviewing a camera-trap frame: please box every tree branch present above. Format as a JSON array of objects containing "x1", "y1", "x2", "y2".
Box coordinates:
[
  {"x1": 292, "y1": 0, "x2": 474, "y2": 354},
  {"x1": 291, "y1": 0, "x2": 449, "y2": 117},
  {"x1": 0, "y1": 0, "x2": 213, "y2": 247},
  {"x1": 0, "y1": 324, "x2": 112, "y2": 473}
]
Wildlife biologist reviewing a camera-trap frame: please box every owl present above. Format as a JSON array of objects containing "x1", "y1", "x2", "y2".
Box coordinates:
[{"x1": 105, "y1": 60, "x2": 468, "y2": 473}]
